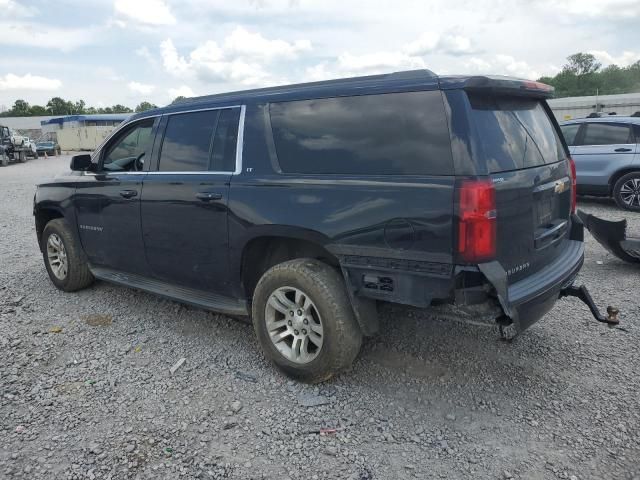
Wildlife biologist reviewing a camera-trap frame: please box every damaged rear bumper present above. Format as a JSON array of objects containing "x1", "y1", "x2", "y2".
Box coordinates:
[{"x1": 577, "y1": 209, "x2": 640, "y2": 264}]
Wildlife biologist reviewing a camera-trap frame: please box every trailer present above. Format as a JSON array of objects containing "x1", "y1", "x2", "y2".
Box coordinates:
[{"x1": 0, "y1": 125, "x2": 31, "y2": 166}]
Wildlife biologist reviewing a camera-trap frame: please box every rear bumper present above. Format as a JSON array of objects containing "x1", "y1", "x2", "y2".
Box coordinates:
[{"x1": 478, "y1": 214, "x2": 585, "y2": 333}]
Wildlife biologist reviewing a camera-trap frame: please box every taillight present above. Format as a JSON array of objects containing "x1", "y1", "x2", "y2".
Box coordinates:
[
  {"x1": 568, "y1": 157, "x2": 577, "y2": 214},
  {"x1": 457, "y1": 180, "x2": 496, "y2": 263}
]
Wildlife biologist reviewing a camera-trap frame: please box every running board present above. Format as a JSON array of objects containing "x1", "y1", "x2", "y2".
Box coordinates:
[{"x1": 90, "y1": 267, "x2": 248, "y2": 316}]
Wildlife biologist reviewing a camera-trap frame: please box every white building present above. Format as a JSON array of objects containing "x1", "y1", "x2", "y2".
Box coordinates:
[{"x1": 40, "y1": 114, "x2": 129, "y2": 151}]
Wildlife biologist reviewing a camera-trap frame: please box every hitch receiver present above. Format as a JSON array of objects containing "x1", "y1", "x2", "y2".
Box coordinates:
[{"x1": 560, "y1": 284, "x2": 619, "y2": 326}]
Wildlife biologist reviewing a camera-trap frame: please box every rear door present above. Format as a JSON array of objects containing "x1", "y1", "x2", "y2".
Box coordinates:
[
  {"x1": 140, "y1": 107, "x2": 241, "y2": 294},
  {"x1": 571, "y1": 122, "x2": 636, "y2": 190},
  {"x1": 467, "y1": 93, "x2": 572, "y2": 284}
]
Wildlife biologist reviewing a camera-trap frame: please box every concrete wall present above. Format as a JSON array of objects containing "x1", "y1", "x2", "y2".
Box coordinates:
[
  {"x1": 548, "y1": 93, "x2": 640, "y2": 121},
  {"x1": 57, "y1": 125, "x2": 118, "y2": 151}
]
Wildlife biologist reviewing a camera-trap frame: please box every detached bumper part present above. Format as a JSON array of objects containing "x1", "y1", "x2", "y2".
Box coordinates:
[{"x1": 577, "y1": 209, "x2": 640, "y2": 264}]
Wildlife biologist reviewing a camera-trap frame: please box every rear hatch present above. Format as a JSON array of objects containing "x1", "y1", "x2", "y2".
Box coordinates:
[{"x1": 466, "y1": 91, "x2": 572, "y2": 284}]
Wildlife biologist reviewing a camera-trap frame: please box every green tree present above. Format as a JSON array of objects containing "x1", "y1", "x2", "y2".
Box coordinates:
[
  {"x1": 46, "y1": 97, "x2": 73, "y2": 115},
  {"x1": 171, "y1": 96, "x2": 187, "y2": 104},
  {"x1": 110, "y1": 104, "x2": 133, "y2": 114},
  {"x1": 73, "y1": 100, "x2": 86, "y2": 114},
  {"x1": 135, "y1": 101, "x2": 158, "y2": 112},
  {"x1": 29, "y1": 105, "x2": 48, "y2": 116},
  {"x1": 563, "y1": 53, "x2": 601, "y2": 76},
  {"x1": 11, "y1": 99, "x2": 30, "y2": 116}
]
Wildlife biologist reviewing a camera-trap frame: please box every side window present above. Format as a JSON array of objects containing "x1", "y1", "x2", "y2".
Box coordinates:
[
  {"x1": 634, "y1": 124, "x2": 640, "y2": 143},
  {"x1": 269, "y1": 91, "x2": 453, "y2": 175},
  {"x1": 211, "y1": 108, "x2": 241, "y2": 172},
  {"x1": 158, "y1": 110, "x2": 219, "y2": 172},
  {"x1": 560, "y1": 124, "x2": 580, "y2": 146},
  {"x1": 582, "y1": 123, "x2": 632, "y2": 145},
  {"x1": 102, "y1": 120, "x2": 154, "y2": 172}
]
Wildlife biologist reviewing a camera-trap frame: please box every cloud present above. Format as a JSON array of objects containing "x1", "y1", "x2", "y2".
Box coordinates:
[
  {"x1": 306, "y1": 51, "x2": 426, "y2": 81},
  {"x1": 590, "y1": 50, "x2": 640, "y2": 67},
  {"x1": 128, "y1": 81, "x2": 155, "y2": 95},
  {"x1": 168, "y1": 85, "x2": 196, "y2": 98},
  {"x1": 0, "y1": 73, "x2": 61, "y2": 90},
  {"x1": 0, "y1": 0, "x2": 38, "y2": 17},
  {"x1": 114, "y1": 0, "x2": 176, "y2": 26},
  {"x1": 159, "y1": 27, "x2": 309, "y2": 86},
  {"x1": 222, "y1": 27, "x2": 311, "y2": 60},
  {"x1": 404, "y1": 31, "x2": 476, "y2": 56},
  {"x1": 538, "y1": 0, "x2": 640, "y2": 18},
  {"x1": 0, "y1": 22, "x2": 95, "y2": 51},
  {"x1": 465, "y1": 54, "x2": 540, "y2": 80}
]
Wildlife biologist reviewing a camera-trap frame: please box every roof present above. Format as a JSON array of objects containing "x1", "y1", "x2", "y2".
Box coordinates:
[
  {"x1": 130, "y1": 70, "x2": 551, "y2": 122},
  {"x1": 40, "y1": 114, "x2": 130, "y2": 126},
  {"x1": 560, "y1": 116, "x2": 640, "y2": 125}
]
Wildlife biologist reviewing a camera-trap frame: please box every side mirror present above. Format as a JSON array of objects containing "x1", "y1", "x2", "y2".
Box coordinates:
[{"x1": 70, "y1": 154, "x2": 93, "y2": 171}]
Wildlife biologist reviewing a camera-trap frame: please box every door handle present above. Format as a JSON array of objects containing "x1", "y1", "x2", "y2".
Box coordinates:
[
  {"x1": 195, "y1": 192, "x2": 223, "y2": 202},
  {"x1": 614, "y1": 148, "x2": 632, "y2": 152},
  {"x1": 119, "y1": 189, "x2": 138, "y2": 199}
]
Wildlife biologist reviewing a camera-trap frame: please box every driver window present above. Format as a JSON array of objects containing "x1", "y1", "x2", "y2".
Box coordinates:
[{"x1": 102, "y1": 120, "x2": 154, "y2": 172}]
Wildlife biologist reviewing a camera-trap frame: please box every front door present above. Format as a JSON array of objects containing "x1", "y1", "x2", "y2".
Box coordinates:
[
  {"x1": 74, "y1": 118, "x2": 157, "y2": 275},
  {"x1": 140, "y1": 107, "x2": 242, "y2": 294}
]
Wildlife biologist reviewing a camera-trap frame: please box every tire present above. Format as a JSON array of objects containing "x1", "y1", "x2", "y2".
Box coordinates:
[
  {"x1": 0, "y1": 156, "x2": 7, "y2": 167},
  {"x1": 18, "y1": 151, "x2": 27, "y2": 163},
  {"x1": 42, "y1": 219, "x2": 94, "y2": 292},
  {"x1": 613, "y1": 172, "x2": 640, "y2": 211},
  {"x1": 252, "y1": 259, "x2": 362, "y2": 383}
]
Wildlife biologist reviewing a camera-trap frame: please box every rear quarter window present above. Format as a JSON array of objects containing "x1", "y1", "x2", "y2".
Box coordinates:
[
  {"x1": 468, "y1": 94, "x2": 566, "y2": 173},
  {"x1": 269, "y1": 90, "x2": 453, "y2": 176},
  {"x1": 581, "y1": 123, "x2": 633, "y2": 145}
]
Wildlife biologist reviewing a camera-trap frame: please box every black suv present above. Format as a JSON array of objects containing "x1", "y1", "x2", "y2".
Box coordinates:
[{"x1": 35, "y1": 70, "x2": 600, "y2": 382}]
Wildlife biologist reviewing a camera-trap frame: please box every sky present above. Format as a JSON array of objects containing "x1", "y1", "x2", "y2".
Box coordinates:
[{"x1": 0, "y1": 0, "x2": 638, "y2": 110}]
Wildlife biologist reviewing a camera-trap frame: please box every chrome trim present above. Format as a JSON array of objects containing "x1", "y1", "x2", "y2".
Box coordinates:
[{"x1": 93, "y1": 104, "x2": 246, "y2": 176}]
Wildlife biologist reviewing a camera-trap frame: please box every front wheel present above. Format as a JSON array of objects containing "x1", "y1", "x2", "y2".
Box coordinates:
[
  {"x1": 252, "y1": 259, "x2": 362, "y2": 383},
  {"x1": 42, "y1": 219, "x2": 94, "y2": 291},
  {"x1": 613, "y1": 172, "x2": 640, "y2": 211}
]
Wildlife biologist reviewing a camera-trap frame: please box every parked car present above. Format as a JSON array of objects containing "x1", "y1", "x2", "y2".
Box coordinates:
[
  {"x1": 34, "y1": 71, "x2": 615, "y2": 382},
  {"x1": 24, "y1": 137, "x2": 38, "y2": 157},
  {"x1": 559, "y1": 117, "x2": 640, "y2": 211},
  {"x1": 36, "y1": 140, "x2": 61, "y2": 156}
]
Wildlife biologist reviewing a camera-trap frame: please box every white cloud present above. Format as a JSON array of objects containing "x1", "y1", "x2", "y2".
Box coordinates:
[
  {"x1": 306, "y1": 51, "x2": 426, "y2": 81},
  {"x1": 159, "y1": 28, "x2": 309, "y2": 86},
  {"x1": 168, "y1": 85, "x2": 195, "y2": 98},
  {"x1": 538, "y1": 0, "x2": 640, "y2": 18},
  {"x1": 0, "y1": 73, "x2": 61, "y2": 91},
  {"x1": 128, "y1": 81, "x2": 155, "y2": 95},
  {"x1": 223, "y1": 27, "x2": 311, "y2": 60},
  {"x1": 0, "y1": 0, "x2": 38, "y2": 17},
  {"x1": 404, "y1": 31, "x2": 476, "y2": 56},
  {"x1": 0, "y1": 22, "x2": 95, "y2": 51},
  {"x1": 114, "y1": 0, "x2": 175, "y2": 26},
  {"x1": 465, "y1": 54, "x2": 540, "y2": 80},
  {"x1": 590, "y1": 50, "x2": 640, "y2": 67}
]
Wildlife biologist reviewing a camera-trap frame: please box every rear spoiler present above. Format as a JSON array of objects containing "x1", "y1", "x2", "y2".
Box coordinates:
[{"x1": 438, "y1": 75, "x2": 554, "y2": 99}]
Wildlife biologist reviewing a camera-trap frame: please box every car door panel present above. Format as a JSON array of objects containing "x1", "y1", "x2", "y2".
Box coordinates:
[{"x1": 74, "y1": 118, "x2": 158, "y2": 275}]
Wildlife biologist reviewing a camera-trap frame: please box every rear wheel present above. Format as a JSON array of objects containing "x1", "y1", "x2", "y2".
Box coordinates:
[
  {"x1": 42, "y1": 219, "x2": 94, "y2": 291},
  {"x1": 613, "y1": 172, "x2": 640, "y2": 211},
  {"x1": 18, "y1": 151, "x2": 27, "y2": 163},
  {"x1": 252, "y1": 259, "x2": 362, "y2": 383}
]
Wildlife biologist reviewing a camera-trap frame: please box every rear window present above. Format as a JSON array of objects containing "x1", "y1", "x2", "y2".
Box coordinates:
[
  {"x1": 560, "y1": 124, "x2": 580, "y2": 146},
  {"x1": 269, "y1": 90, "x2": 453, "y2": 175},
  {"x1": 469, "y1": 94, "x2": 566, "y2": 173}
]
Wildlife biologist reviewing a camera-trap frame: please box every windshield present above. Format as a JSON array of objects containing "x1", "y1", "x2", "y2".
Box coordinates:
[{"x1": 468, "y1": 94, "x2": 566, "y2": 173}]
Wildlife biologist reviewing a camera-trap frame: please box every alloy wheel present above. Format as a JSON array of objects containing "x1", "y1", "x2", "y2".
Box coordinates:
[
  {"x1": 264, "y1": 286, "x2": 324, "y2": 364},
  {"x1": 47, "y1": 233, "x2": 68, "y2": 280}
]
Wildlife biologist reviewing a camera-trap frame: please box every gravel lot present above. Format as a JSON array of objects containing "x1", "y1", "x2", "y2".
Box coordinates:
[{"x1": 1, "y1": 154, "x2": 639, "y2": 480}]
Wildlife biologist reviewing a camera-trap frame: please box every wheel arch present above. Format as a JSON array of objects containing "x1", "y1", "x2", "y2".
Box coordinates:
[{"x1": 35, "y1": 206, "x2": 65, "y2": 251}]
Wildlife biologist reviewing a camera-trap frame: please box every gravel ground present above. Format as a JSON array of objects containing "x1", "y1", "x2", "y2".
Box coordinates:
[{"x1": 1, "y1": 154, "x2": 639, "y2": 480}]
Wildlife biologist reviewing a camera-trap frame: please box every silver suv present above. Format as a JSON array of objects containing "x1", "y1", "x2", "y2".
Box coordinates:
[{"x1": 560, "y1": 116, "x2": 640, "y2": 211}]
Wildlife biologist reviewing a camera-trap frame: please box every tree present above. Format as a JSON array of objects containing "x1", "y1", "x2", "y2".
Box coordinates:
[
  {"x1": 73, "y1": 100, "x2": 86, "y2": 114},
  {"x1": 563, "y1": 53, "x2": 601, "y2": 76},
  {"x1": 171, "y1": 96, "x2": 187, "y2": 104},
  {"x1": 46, "y1": 97, "x2": 73, "y2": 115},
  {"x1": 29, "y1": 105, "x2": 48, "y2": 116},
  {"x1": 135, "y1": 101, "x2": 158, "y2": 113},
  {"x1": 110, "y1": 104, "x2": 133, "y2": 114},
  {"x1": 11, "y1": 99, "x2": 30, "y2": 116}
]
